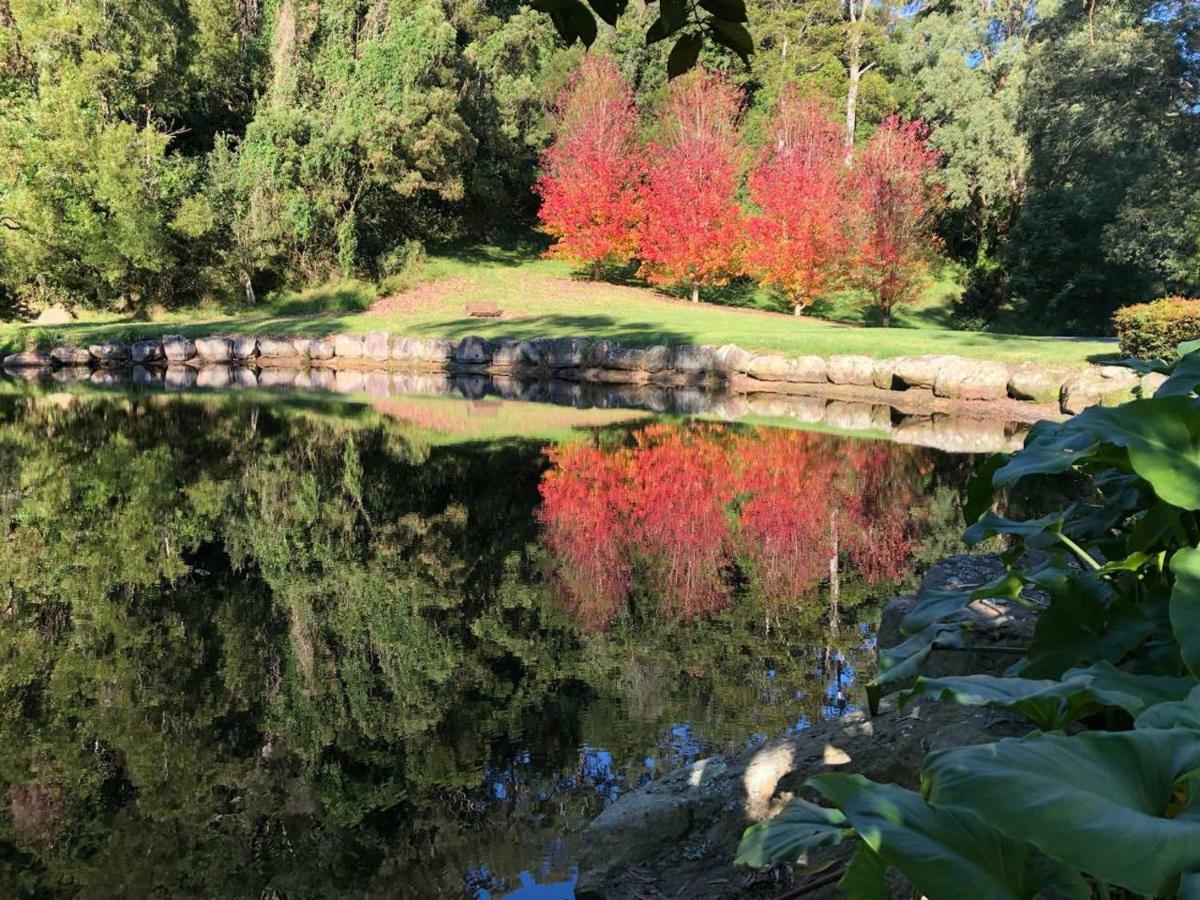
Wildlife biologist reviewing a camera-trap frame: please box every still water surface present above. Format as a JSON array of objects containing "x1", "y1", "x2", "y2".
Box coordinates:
[{"x1": 0, "y1": 385, "x2": 979, "y2": 898}]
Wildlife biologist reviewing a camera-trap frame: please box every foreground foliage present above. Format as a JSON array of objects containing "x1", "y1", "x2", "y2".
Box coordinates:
[{"x1": 738, "y1": 342, "x2": 1200, "y2": 897}]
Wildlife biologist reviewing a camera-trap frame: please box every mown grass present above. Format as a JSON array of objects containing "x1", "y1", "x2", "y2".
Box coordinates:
[{"x1": 0, "y1": 242, "x2": 1118, "y2": 367}]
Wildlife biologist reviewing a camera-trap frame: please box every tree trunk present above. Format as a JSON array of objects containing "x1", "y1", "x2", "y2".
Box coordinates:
[
  {"x1": 881, "y1": 307, "x2": 892, "y2": 328},
  {"x1": 828, "y1": 509, "x2": 840, "y2": 634},
  {"x1": 691, "y1": 283, "x2": 700, "y2": 303},
  {"x1": 845, "y1": 8, "x2": 862, "y2": 165},
  {"x1": 242, "y1": 271, "x2": 256, "y2": 306}
]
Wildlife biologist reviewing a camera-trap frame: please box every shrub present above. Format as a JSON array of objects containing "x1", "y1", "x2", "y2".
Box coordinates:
[{"x1": 1113, "y1": 296, "x2": 1200, "y2": 359}]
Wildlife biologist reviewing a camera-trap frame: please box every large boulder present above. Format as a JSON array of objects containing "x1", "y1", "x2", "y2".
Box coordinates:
[
  {"x1": 1061, "y1": 367, "x2": 1139, "y2": 415},
  {"x1": 89, "y1": 341, "x2": 130, "y2": 365},
  {"x1": 333, "y1": 334, "x2": 365, "y2": 359},
  {"x1": 363, "y1": 331, "x2": 392, "y2": 361},
  {"x1": 301, "y1": 338, "x2": 335, "y2": 361},
  {"x1": 546, "y1": 337, "x2": 588, "y2": 368},
  {"x1": 257, "y1": 337, "x2": 300, "y2": 360},
  {"x1": 933, "y1": 358, "x2": 1010, "y2": 401},
  {"x1": 872, "y1": 357, "x2": 899, "y2": 390},
  {"x1": 50, "y1": 346, "x2": 93, "y2": 367},
  {"x1": 491, "y1": 339, "x2": 522, "y2": 369},
  {"x1": 194, "y1": 336, "x2": 233, "y2": 364},
  {"x1": 132, "y1": 340, "x2": 165, "y2": 364},
  {"x1": 392, "y1": 337, "x2": 453, "y2": 364},
  {"x1": 712, "y1": 344, "x2": 751, "y2": 376},
  {"x1": 230, "y1": 336, "x2": 259, "y2": 360},
  {"x1": 1139, "y1": 371, "x2": 1168, "y2": 397},
  {"x1": 743, "y1": 354, "x2": 828, "y2": 383},
  {"x1": 1007, "y1": 363, "x2": 1068, "y2": 404},
  {"x1": 827, "y1": 354, "x2": 876, "y2": 386},
  {"x1": 161, "y1": 335, "x2": 196, "y2": 364},
  {"x1": 453, "y1": 335, "x2": 492, "y2": 365},
  {"x1": 671, "y1": 344, "x2": 717, "y2": 375},
  {"x1": 893, "y1": 355, "x2": 957, "y2": 390},
  {"x1": 3, "y1": 350, "x2": 51, "y2": 368}
]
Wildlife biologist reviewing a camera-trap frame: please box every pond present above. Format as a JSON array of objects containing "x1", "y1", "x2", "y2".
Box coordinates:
[{"x1": 0, "y1": 381, "x2": 983, "y2": 898}]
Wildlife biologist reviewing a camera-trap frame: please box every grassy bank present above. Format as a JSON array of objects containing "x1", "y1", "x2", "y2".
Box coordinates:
[{"x1": 0, "y1": 245, "x2": 1118, "y2": 367}]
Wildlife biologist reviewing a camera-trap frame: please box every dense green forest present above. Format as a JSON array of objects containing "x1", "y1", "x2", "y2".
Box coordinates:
[{"x1": 0, "y1": 0, "x2": 1196, "y2": 332}]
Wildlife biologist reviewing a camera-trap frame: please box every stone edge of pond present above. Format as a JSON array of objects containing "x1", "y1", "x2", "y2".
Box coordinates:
[{"x1": 1, "y1": 332, "x2": 1158, "y2": 417}]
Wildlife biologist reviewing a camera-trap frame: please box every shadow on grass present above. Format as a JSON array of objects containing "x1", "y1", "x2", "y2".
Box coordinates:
[
  {"x1": 404, "y1": 313, "x2": 695, "y2": 348},
  {"x1": 429, "y1": 236, "x2": 550, "y2": 269}
]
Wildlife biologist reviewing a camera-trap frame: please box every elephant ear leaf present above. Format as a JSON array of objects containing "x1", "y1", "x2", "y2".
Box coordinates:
[
  {"x1": 807, "y1": 774, "x2": 1090, "y2": 900},
  {"x1": 923, "y1": 728, "x2": 1200, "y2": 896},
  {"x1": 902, "y1": 673, "x2": 1095, "y2": 731},
  {"x1": 735, "y1": 797, "x2": 851, "y2": 868},
  {"x1": 1136, "y1": 684, "x2": 1200, "y2": 730},
  {"x1": 837, "y1": 844, "x2": 889, "y2": 899},
  {"x1": 1171, "y1": 546, "x2": 1200, "y2": 679},
  {"x1": 905, "y1": 664, "x2": 1195, "y2": 731},
  {"x1": 867, "y1": 623, "x2": 969, "y2": 713}
]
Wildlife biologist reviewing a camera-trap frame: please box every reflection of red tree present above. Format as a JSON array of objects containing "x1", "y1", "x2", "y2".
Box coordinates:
[
  {"x1": 537, "y1": 443, "x2": 634, "y2": 630},
  {"x1": 735, "y1": 431, "x2": 840, "y2": 605},
  {"x1": 629, "y1": 425, "x2": 736, "y2": 622},
  {"x1": 538, "y1": 426, "x2": 931, "y2": 629}
]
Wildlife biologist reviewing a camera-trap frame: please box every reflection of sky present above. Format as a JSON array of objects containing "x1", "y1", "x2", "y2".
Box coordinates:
[{"x1": 473, "y1": 866, "x2": 578, "y2": 900}]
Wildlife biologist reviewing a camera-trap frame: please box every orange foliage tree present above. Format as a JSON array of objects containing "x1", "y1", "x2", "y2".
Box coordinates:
[
  {"x1": 535, "y1": 56, "x2": 643, "y2": 272},
  {"x1": 745, "y1": 94, "x2": 850, "y2": 315},
  {"x1": 848, "y1": 116, "x2": 942, "y2": 326},
  {"x1": 636, "y1": 68, "x2": 745, "y2": 303}
]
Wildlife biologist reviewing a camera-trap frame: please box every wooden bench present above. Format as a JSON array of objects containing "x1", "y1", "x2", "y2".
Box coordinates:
[{"x1": 465, "y1": 301, "x2": 502, "y2": 318}]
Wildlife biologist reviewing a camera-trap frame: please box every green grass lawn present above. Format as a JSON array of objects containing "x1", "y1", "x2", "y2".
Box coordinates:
[{"x1": 0, "y1": 243, "x2": 1118, "y2": 367}]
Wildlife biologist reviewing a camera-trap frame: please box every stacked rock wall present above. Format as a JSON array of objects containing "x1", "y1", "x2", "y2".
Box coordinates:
[{"x1": 2, "y1": 332, "x2": 1155, "y2": 417}]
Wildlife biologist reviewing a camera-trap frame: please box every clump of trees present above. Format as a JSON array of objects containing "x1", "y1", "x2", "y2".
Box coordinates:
[
  {"x1": 0, "y1": 0, "x2": 1195, "y2": 334},
  {"x1": 537, "y1": 62, "x2": 941, "y2": 321}
]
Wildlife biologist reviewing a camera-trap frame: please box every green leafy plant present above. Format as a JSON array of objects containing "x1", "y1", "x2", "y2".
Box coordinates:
[
  {"x1": 736, "y1": 342, "x2": 1200, "y2": 897},
  {"x1": 1114, "y1": 297, "x2": 1200, "y2": 361}
]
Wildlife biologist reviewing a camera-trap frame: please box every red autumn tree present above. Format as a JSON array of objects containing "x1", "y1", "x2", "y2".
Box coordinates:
[
  {"x1": 745, "y1": 93, "x2": 850, "y2": 315},
  {"x1": 637, "y1": 68, "x2": 745, "y2": 303},
  {"x1": 848, "y1": 116, "x2": 941, "y2": 327},
  {"x1": 535, "y1": 56, "x2": 642, "y2": 272}
]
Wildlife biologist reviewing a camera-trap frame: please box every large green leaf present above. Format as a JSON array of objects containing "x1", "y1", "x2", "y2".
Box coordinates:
[
  {"x1": 868, "y1": 622, "x2": 969, "y2": 712},
  {"x1": 904, "y1": 663, "x2": 1193, "y2": 730},
  {"x1": 1005, "y1": 398, "x2": 1200, "y2": 509},
  {"x1": 1157, "y1": 350, "x2": 1200, "y2": 398},
  {"x1": 924, "y1": 728, "x2": 1200, "y2": 895},
  {"x1": 808, "y1": 775, "x2": 1089, "y2": 900},
  {"x1": 1172, "y1": 546, "x2": 1200, "y2": 678},
  {"x1": 667, "y1": 32, "x2": 703, "y2": 78},
  {"x1": 900, "y1": 571, "x2": 1024, "y2": 634},
  {"x1": 837, "y1": 844, "x2": 889, "y2": 899},
  {"x1": 735, "y1": 797, "x2": 851, "y2": 867},
  {"x1": 1136, "y1": 685, "x2": 1200, "y2": 730},
  {"x1": 963, "y1": 511, "x2": 1064, "y2": 547},
  {"x1": 707, "y1": 17, "x2": 754, "y2": 62},
  {"x1": 1019, "y1": 572, "x2": 1154, "y2": 678}
]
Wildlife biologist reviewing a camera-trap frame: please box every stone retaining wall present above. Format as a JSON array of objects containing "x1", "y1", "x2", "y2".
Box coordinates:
[{"x1": 2, "y1": 332, "x2": 1154, "y2": 416}]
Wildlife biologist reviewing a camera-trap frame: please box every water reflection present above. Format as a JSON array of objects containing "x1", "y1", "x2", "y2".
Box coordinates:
[
  {"x1": 0, "y1": 393, "x2": 976, "y2": 898},
  {"x1": 2, "y1": 364, "x2": 1031, "y2": 453}
]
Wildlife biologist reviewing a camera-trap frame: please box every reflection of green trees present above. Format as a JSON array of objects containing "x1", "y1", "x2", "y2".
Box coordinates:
[{"x1": 0, "y1": 395, "x2": 973, "y2": 896}]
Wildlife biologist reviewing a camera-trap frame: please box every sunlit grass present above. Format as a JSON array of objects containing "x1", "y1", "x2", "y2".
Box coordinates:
[{"x1": 0, "y1": 243, "x2": 1117, "y2": 367}]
